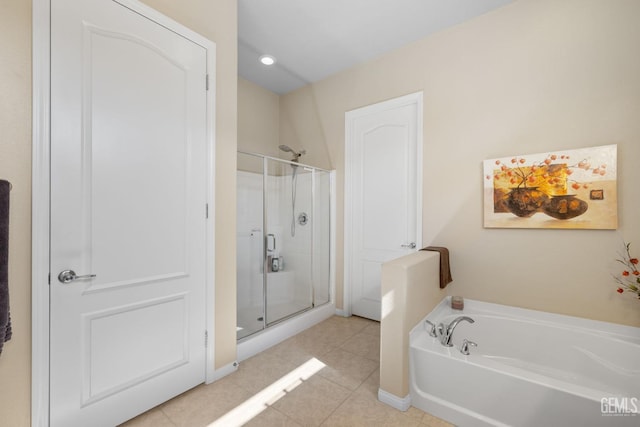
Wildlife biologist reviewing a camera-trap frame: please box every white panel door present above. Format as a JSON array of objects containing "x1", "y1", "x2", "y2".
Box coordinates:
[
  {"x1": 346, "y1": 94, "x2": 422, "y2": 321},
  {"x1": 50, "y1": 1, "x2": 208, "y2": 425}
]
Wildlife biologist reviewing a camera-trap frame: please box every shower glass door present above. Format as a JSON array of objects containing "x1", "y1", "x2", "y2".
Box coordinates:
[
  {"x1": 265, "y1": 158, "x2": 313, "y2": 325},
  {"x1": 237, "y1": 151, "x2": 331, "y2": 340},
  {"x1": 236, "y1": 153, "x2": 265, "y2": 339}
]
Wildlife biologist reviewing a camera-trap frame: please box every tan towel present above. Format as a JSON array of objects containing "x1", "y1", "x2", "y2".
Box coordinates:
[{"x1": 420, "y1": 246, "x2": 452, "y2": 288}]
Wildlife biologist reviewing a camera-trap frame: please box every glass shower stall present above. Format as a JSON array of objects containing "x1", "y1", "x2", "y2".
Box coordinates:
[{"x1": 236, "y1": 151, "x2": 332, "y2": 340}]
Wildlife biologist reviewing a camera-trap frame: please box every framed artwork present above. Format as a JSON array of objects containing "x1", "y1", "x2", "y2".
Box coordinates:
[{"x1": 483, "y1": 144, "x2": 617, "y2": 229}]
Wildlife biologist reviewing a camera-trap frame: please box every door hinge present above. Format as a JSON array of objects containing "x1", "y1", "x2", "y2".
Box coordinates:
[
  {"x1": 206, "y1": 203, "x2": 209, "y2": 219},
  {"x1": 205, "y1": 330, "x2": 208, "y2": 348},
  {"x1": 206, "y1": 74, "x2": 209, "y2": 91},
  {"x1": 48, "y1": 273, "x2": 51, "y2": 285}
]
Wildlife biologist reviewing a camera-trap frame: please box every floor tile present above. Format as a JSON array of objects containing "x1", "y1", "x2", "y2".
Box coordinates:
[
  {"x1": 317, "y1": 348, "x2": 379, "y2": 391},
  {"x1": 361, "y1": 322, "x2": 381, "y2": 336},
  {"x1": 322, "y1": 393, "x2": 422, "y2": 427},
  {"x1": 322, "y1": 315, "x2": 374, "y2": 334},
  {"x1": 119, "y1": 407, "x2": 175, "y2": 427},
  {"x1": 405, "y1": 406, "x2": 429, "y2": 423},
  {"x1": 272, "y1": 375, "x2": 351, "y2": 426},
  {"x1": 353, "y1": 368, "x2": 379, "y2": 400},
  {"x1": 421, "y1": 412, "x2": 456, "y2": 427},
  {"x1": 242, "y1": 407, "x2": 302, "y2": 427},
  {"x1": 160, "y1": 378, "x2": 252, "y2": 427},
  {"x1": 288, "y1": 329, "x2": 342, "y2": 357},
  {"x1": 226, "y1": 350, "x2": 300, "y2": 394},
  {"x1": 122, "y1": 314, "x2": 456, "y2": 427},
  {"x1": 264, "y1": 335, "x2": 320, "y2": 367},
  {"x1": 340, "y1": 332, "x2": 381, "y2": 361}
]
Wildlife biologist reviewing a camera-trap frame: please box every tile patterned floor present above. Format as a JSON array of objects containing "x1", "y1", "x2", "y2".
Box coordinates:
[{"x1": 121, "y1": 315, "x2": 454, "y2": 427}]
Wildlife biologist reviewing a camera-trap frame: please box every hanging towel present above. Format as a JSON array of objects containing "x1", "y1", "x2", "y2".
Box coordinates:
[
  {"x1": 0, "y1": 180, "x2": 12, "y2": 355},
  {"x1": 420, "y1": 246, "x2": 453, "y2": 289}
]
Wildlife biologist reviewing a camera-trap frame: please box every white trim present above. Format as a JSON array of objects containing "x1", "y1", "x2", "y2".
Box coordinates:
[
  {"x1": 31, "y1": 1, "x2": 216, "y2": 424},
  {"x1": 210, "y1": 361, "x2": 239, "y2": 382},
  {"x1": 343, "y1": 92, "x2": 424, "y2": 318},
  {"x1": 31, "y1": 1, "x2": 51, "y2": 425},
  {"x1": 204, "y1": 40, "x2": 217, "y2": 386},
  {"x1": 415, "y1": 94, "x2": 424, "y2": 250},
  {"x1": 329, "y1": 170, "x2": 337, "y2": 313},
  {"x1": 378, "y1": 388, "x2": 411, "y2": 412},
  {"x1": 342, "y1": 114, "x2": 354, "y2": 317},
  {"x1": 113, "y1": 0, "x2": 212, "y2": 49}
]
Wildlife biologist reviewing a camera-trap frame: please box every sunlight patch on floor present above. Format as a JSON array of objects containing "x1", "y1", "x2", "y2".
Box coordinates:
[{"x1": 208, "y1": 357, "x2": 326, "y2": 426}]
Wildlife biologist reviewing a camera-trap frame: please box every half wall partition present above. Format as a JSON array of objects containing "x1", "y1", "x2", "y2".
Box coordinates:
[{"x1": 237, "y1": 151, "x2": 332, "y2": 340}]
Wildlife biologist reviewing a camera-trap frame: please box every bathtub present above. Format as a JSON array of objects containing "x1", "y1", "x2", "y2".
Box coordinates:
[{"x1": 410, "y1": 298, "x2": 640, "y2": 427}]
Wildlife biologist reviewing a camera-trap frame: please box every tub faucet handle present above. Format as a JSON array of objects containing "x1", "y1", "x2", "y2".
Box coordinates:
[
  {"x1": 460, "y1": 339, "x2": 477, "y2": 355},
  {"x1": 424, "y1": 320, "x2": 443, "y2": 338}
]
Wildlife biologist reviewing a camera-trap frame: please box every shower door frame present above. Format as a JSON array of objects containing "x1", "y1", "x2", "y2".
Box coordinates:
[{"x1": 237, "y1": 151, "x2": 335, "y2": 338}]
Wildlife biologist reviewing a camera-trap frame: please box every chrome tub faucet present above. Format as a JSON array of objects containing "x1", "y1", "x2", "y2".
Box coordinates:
[{"x1": 440, "y1": 316, "x2": 474, "y2": 347}]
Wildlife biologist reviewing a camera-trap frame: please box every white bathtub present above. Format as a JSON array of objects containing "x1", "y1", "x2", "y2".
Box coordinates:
[{"x1": 410, "y1": 298, "x2": 640, "y2": 427}]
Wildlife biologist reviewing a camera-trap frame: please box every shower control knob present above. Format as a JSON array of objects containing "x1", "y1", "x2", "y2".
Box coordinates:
[{"x1": 401, "y1": 242, "x2": 416, "y2": 249}]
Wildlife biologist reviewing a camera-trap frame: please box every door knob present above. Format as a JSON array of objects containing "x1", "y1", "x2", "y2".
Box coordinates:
[
  {"x1": 401, "y1": 242, "x2": 416, "y2": 249},
  {"x1": 58, "y1": 269, "x2": 97, "y2": 284}
]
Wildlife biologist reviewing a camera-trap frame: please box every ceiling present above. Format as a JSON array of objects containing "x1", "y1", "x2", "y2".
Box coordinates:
[{"x1": 238, "y1": 0, "x2": 516, "y2": 95}]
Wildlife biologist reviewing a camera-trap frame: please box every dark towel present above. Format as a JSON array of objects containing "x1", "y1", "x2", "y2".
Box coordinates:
[
  {"x1": 0, "y1": 180, "x2": 12, "y2": 354},
  {"x1": 420, "y1": 246, "x2": 453, "y2": 289}
]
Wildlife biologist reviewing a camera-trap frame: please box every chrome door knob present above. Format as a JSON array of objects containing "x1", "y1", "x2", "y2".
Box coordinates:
[
  {"x1": 58, "y1": 269, "x2": 97, "y2": 284},
  {"x1": 401, "y1": 242, "x2": 416, "y2": 249}
]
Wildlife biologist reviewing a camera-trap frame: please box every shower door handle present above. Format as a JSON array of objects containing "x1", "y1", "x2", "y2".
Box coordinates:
[
  {"x1": 401, "y1": 242, "x2": 416, "y2": 249},
  {"x1": 267, "y1": 234, "x2": 276, "y2": 252}
]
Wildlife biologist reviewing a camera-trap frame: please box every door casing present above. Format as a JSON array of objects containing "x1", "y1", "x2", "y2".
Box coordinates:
[
  {"x1": 31, "y1": 1, "x2": 216, "y2": 425},
  {"x1": 343, "y1": 92, "x2": 423, "y2": 318}
]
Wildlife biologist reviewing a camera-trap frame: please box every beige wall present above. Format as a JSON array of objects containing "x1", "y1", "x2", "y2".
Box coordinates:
[
  {"x1": 0, "y1": 1, "x2": 33, "y2": 425},
  {"x1": 238, "y1": 76, "x2": 332, "y2": 170},
  {"x1": 238, "y1": 77, "x2": 280, "y2": 158},
  {"x1": 380, "y1": 251, "x2": 446, "y2": 398},
  {"x1": 280, "y1": 0, "x2": 640, "y2": 326},
  {"x1": 0, "y1": 1, "x2": 237, "y2": 425},
  {"x1": 280, "y1": 87, "x2": 333, "y2": 170}
]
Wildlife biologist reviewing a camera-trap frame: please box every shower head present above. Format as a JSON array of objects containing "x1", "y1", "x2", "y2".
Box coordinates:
[{"x1": 278, "y1": 145, "x2": 306, "y2": 161}]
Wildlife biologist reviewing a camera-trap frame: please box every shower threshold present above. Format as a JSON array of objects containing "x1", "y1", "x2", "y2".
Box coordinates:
[{"x1": 237, "y1": 302, "x2": 335, "y2": 362}]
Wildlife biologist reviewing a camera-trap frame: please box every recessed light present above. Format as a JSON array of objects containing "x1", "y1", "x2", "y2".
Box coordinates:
[{"x1": 259, "y1": 55, "x2": 276, "y2": 66}]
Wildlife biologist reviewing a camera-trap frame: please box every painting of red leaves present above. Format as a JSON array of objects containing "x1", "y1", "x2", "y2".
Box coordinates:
[{"x1": 483, "y1": 144, "x2": 617, "y2": 229}]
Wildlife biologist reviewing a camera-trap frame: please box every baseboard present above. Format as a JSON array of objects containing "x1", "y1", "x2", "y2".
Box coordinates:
[
  {"x1": 335, "y1": 308, "x2": 349, "y2": 317},
  {"x1": 378, "y1": 388, "x2": 411, "y2": 411},
  {"x1": 208, "y1": 360, "x2": 238, "y2": 383}
]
